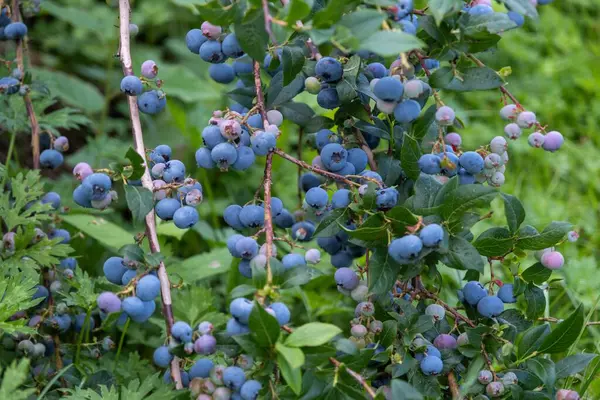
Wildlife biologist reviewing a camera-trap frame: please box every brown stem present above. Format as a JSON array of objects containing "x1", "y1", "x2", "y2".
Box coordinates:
[
  {"x1": 261, "y1": 0, "x2": 277, "y2": 45},
  {"x1": 12, "y1": 0, "x2": 40, "y2": 169},
  {"x1": 353, "y1": 129, "x2": 378, "y2": 171},
  {"x1": 448, "y1": 371, "x2": 461, "y2": 400},
  {"x1": 481, "y1": 341, "x2": 497, "y2": 380},
  {"x1": 329, "y1": 357, "x2": 377, "y2": 399},
  {"x1": 263, "y1": 152, "x2": 275, "y2": 285},
  {"x1": 297, "y1": 128, "x2": 304, "y2": 207},
  {"x1": 273, "y1": 148, "x2": 361, "y2": 187},
  {"x1": 117, "y1": 0, "x2": 182, "y2": 389},
  {"x1": 253, "y1": 60, "x2": 268, "y2": 125},
  {"x1": 419, "y1": 288, "x2": 475, "y2": 328}
]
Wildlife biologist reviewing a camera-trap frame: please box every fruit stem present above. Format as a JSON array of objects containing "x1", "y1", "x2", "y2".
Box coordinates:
[
  {"x1": 12, "y1": 0, "x2": 40, "y2": 169},
  {"x1": 261, "y1": 0, "x2": 277, "y2": 45},
  {"x1": 114, "y1": 316, "x2": 130, "y2": 367},
  {"x1": 263, "y1": 151, "x2": 275, "y2": 287},
  {"x1": 466, "y1": 53, "x2": 523, "y2": 109},
  {"x1": 329, "y1": 357, "x2": 377, "y2": 399},
  {"x1": 353, "y1": 128, "x2": 378, "y2": 171},
  {"x1": 117, "y1": 0, "x2": 182, "y2": 388},
  {"x1": 447, "y1": 370, "x2": 461, "y2": 399}
]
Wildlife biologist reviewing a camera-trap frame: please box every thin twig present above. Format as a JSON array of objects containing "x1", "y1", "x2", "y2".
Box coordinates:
[
  {"x1": 414, "y1": 51, "x2": 444, "y2": 107},
  {"x1": 261, "y1": 0, "x2": 277, "y2": 45},
  {"x1": 273, "y1": 148, "x2": 361, "y2": 187},
  {"x1": 263, "y1": 152, "x2": 275, "y2": 285},
  {"x1": 297, "y1": 128, "x2": 303, "y2": 207},
  {"x1": 353, "y1": 129, "x2": 378, "y2": 171},
  {"x1": 329, "y1": 357, "x2": 377, "y2": 399},
  {"x1": 466, "y1": 53, "x2": 523, "y2": 108},
  {"x1": 253, "y1": 60, "x2": 268, "y2": 125},
  {"x1": 12, "y1": 0, "x2": 40, "y2": 169},
  {"x1": 117, "y1": 0, "x2": 182, "y2": 388},
  {"x1": 419, "y1": 288, "x2": 475, "y2": 328},
  {"x1": 448, "y1": 371, "x2": 461, "y2": 399},
  {"x1": 538, "y1": 317, "x2": 600, "y2": 326}
]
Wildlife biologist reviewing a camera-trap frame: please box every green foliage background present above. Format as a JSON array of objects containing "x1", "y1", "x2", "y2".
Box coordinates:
[{"x1": 1, "y1": 0, "x2": 600, "y2": 395}]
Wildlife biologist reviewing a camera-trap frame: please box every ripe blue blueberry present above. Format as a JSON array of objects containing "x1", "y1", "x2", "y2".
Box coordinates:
[
  {"x1": 103, "y1": 257, "x2": 126, "y2": 285},
  {"x1": 185, "y1": 29, "x2": 207, "y2": 53},
  {"x1": 376, "y1": 188, "x2": 399, "y2": 211},
  {"x1": 267, "y1": 302, "x2": 290, "y2": 325},
  {"x1": 233, "y1": 56, "x2": 253, "y2": 76},
  {"x1": 305, "y1": 187, "x2": 329, "y2": 209},
  {"x1": 320, "y1": 143, "x2": 348, "y2": 172},
  {"x1": 235, "y1": 237, "x2": 259, "y2": 260},
  {"x1": 435, "y1": 106, "x2": 455, "y2": 126},
  {"x1": 240, "y1": 380, "x2": 262, "y2": 400},
  {"x1": 468, "y1": 4, "x2": 494, "y2": 15},
  {"x1": 4, "y1": 22, "x2": 27, "y2": 39},
  {"x1": 388, "y1": 235, "x2": 423, "y2": 261},
  {"x1": 222, "y1": 33, "x2": 244, "y2": 58},
  {"x1": 136, "y1": 275, "x2": 161, "y2": 301},
  {"x1": 0, "y1": 77, "x2": 20, "y2": 95},
  {"x1": 318, "y1": 236, "x2": 343, "y2": 255},
  {"x1": 331, "y1": 250, "x2": 354, "y2": 269},
  {"x1": 272, "y1": 209, "x2": 294, "y2": 228},
  {"x1": 238, "y1": 259, "x2": 252, "y2": 278},
  {"x1": 332, "y1": 189, "x2": 352, "y2": 209},
  {"x1": 239, "y1": 205, "x2": 264, "y2": 228},
  {"x1": 433, "y1": 333, "x2": 457, "y2": 350},
  {"x1": 150, "y1": 144, "x2": 171, "y2": 163},
  {"x1": 59, "y1": 257, "x2": 76, "y2": 270},
  {"x1": 418, "y1": 154, "x2": 441, "y2": 175},
  {"x1": 82, "y1": 173, "x2": 111, "y2": 201},
  {"x1": 542, "y1": 131, "x2": 564, "y2": 152},
  {"x1": 282, "y1": 253, "x2": 306, "y2": 270},
  {"x1": 314, "y1": 129, "x2": 340, "y2": 151},
  {"x1": 137, "y1": 90, "x2": 167, "y2": 114},
  {"x1": 459, "y1": 151, "x2": 484, "y2": 175},
  {"x1": 120, "y1": 75, "x2": 143, "y2": 96},
  {"x1": 230, "y1": 298, "x2": 254, "y2": 324},
  {"x1": 317, "y1": 87, "x2": 341, "y2": 109},
  {"x1": 299, "y1": 173, "x2": 322, "y2": 192},
  {"x1": 263, "y1": 51, "x2": 282, "y2": 76},
  {"x1": 462, "y1": 281, "x2": 487, "y2": 305},
  {"x1": 39, "y1": 149, "x2": 64, "y2": 169},
  {"x1": 420, "y1": 355, "x2": 443, "y2": 375},
  {"x1": 226, "y1": 318, "x2": 250, "y2": 336},
  {"x1": 268, "y1": 197, "x2": 284, "y2": 216},
  {"x1": 41, "y1": 192, "x2": 61, "y2": 210},
  {"x1": 334, "y1": 267, "x2": 359, "y2": 291},
  {"x1": 195, "y1": 147, "x2": 215, "y2": 169},
  {"x1": 224, "y1": 205, "x2": 244, "y2": 230},
  {"x1": 199, "y1": 40, "x2": 225, "y2": 63},
  {"x1": 477, "y1": 295, "x2": 504, "y2": 318},
  {"x1": 73, "y1": 313, "x2": 95, "y2": 333},
  {"x1": 211, "y1": 142, "x2": 238, "y2": 170},
  {"x1": 172, "y1": 321, "x2": 193, "y2": 343},
  {"x1": 48, "y1": 228, "x2": 70, "y2": 244},
  {"x1": 153, "y1": 345, "x2": 173, "y2": 368},
  {"x1": 366, "y1": 62, "x2": 387, "y2": 79},
  {"x1": 346, "y1": 148, "x2": 368, "y2": 174},
  {"x1": 394, "y1": 99, "x2": 421, "y2": 123},
  {"x1": 121, "y1": 269, "x2": 137, "y2": 285},
  {"x1": 189, "y1": 358, "x2": 214, "y2": 379},
  {"x1": 439, "y1": 152, "x2": 460, "y2": 176},
  {"x1": 458, "y1": 168, "x2": 476, "y2": 185},
  {"x1": 122, "y1": 296, "x2": 151, "y2": 322},
  {"x1": 374, "y1": 77, "x2": 404, "y2": 102},
  {"x1": 395, "y1": 0, "x2": 414, "y2": 19},
  {"x1": 251, "y1": 131, "x2": 277, "y2": 156},
  {"x1": 173, "y1": 206, "x2": 199, "y2": 229},
  {"x1": 223, "y1": 366, "x2": 247, "y2": 391},
  {"x1": 315, "y1": 57, "x2": 343, "y2": 83},
  {"x1": 498, "y1": 284, "x2": 516, "y2": 303},
  {"x1": 528, "y1": 131, "x2": 545, "y2": 148},
  {"x1": 415, "y1": 345, "x2": 441, "y2": 361},
  {"x1": 419, "y1": 224, "x2": 444, "y2": 247},
  {"x1": 194, "y1": 334, "x2": 217, "y2": 355},
  {"x1": 209, "y1": 64, "x2": 235, "y2": 84},
  {"x1": 291, "y1": 221, "x2": 315, "y2": 241},
  {"x1": 201, "y1": 125, "x2": 225, "y2": 150},
  {"x1": 155, "y1": 198, "x2": 181, "y2": 221},
  {"x1": 232, "y1": 146, "x2": 256, "y2": 171}
]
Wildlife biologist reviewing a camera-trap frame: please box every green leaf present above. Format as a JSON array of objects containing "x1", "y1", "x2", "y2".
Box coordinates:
[
  {"x1": 248, "y1": 302, "x2": 281, "y2": 347},
  {"x1": 502, "y1": 193, "x2": 525, "y2": 233},
  {"x1": 234, "y1": 9, "x2": 269, "y2": 62},
  {"x1": 411, "y1": 105, "x2": 437, "y2": 141},
  {"x1": 526, "y1": 358, "x2": 555, "y2": 388},
  {"x1": 405, "y1": 174, "x2": 442, "y2": 215},
  {"x1": 31, "y1": 68, "x2": 104, "y2": 113},
  {"x1": 61, "y1": 214, "x2": 134, "y2": 251},
  {"x1": 441, "y1": 184, "x2": 497, "y2": 221},
  {"x1": 517, "y1": 324, "x2": 550, "y2": 359},
  {"x1": 441, "y1": 236, "x2": 484, "y2": 272},
  {"x1": 266, "y1": 72, "x2": 306, "y2": 108},
  {"x1": 473, "y1": 227, "x2": 514, "y2": 257},
  {"x1": 358, "y1": 30, "x2": 424, "y2": 57},
  {"x1": 282, "y1": 46, "x2": 306, "y2": 86},
  {"x1": 312, "y1": 0, "x2": 362, "y2": 28},
  {"x1": 521, "y1": 262, "x2": 552, "y2": 284},
  {"x1": 400, "y1": 133, "x2": 422, "y2": 180},
  {"x1": 314, "y1": 208, "x2": 347, "y2": 237},
  {"x1": 275, "y1": 342, "x2": 305, "y2": 369},
  {"x1": 555, "y1": 354, "x2": 597, "y2": 379},
  {"x1": 433, "y1": 176, "x2": 459, "y2": 207},
  {"x1": 428, "y1": 0, "x2": 463, "y2": 25},
  {"x1": 197, "y1": 1, "x2": 242, "y2": 25},
  {"x1": 285, "y1": 322, "x2": 342, "y2": 347},
  {"x1": 339, "y1": 9, "x2": 385, "y2": 41},
  {"x1": 459, "y1": 12, "x2": 518, "y2": 36},
  {"x1": 524, "y1": 284, "x2": 546, "y2": 320},
  {"x1": 278, "y1": 102, "x2": 316, "y2": 127},
  {"x1": 286, "y1": 0, "x2": 314, "y2": 24},
  {"x1": 501, "y1": 0, "x2": 539, "y2": 19},
  {"x1": 169, "y1": 247, "x2": 232, "y2": 283},
  {"x1": 391, "y1": 379, "x2": 424, "y2": 400},
  {"x1": 516, "y1": 221, "x2": 572, "y2": 250},
  {"x1": 0, "y1": 359, "x2": 35, "y2": 400},
  {"x1": 386, "y1": 206, "x2": 419, "y2": 235},
  {"x1": 125, "y1": 147, "x2": 146, "y2": 181},
  {"x1": 124, "y1": 186, "x2": 154, "y2": 224},
  {"x1": 380, "y1": 320, "x2": 398, "y2": 348},
  {"x1": 537, "y1": 305, "x2": 584, "y2": 354},
  {"x1": 277, "y1": 350, "x2": 303, "y2": 395},
  {"x1": 368, "y1": 248, "x2": 402, "y2": 296},
  {"x1": 429, "y1": 67, "x2": 504, "y2": 91}
]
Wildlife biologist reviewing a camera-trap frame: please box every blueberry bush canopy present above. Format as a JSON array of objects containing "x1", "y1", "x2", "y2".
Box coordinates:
[{"x1": 0, "y1": 0, "x2": 599, "y2": 399}]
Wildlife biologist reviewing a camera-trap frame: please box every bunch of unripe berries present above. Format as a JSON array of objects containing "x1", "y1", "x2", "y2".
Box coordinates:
[
  {"x1": 120, "y1": 59, "x2": 166, "y2": 115},
  {"x1": 500, "y1": 104, "x2": 564, "y2": 152}
]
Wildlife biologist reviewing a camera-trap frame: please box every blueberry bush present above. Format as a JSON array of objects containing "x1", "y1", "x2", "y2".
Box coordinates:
[{"x1": 1, "y1": 0, "x2": 599, "y2": 399}]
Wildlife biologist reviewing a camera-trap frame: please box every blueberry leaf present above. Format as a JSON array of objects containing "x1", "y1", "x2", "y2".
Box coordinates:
[
  {"x1": 537, "y1": 305, "x2": 584, "y2": 354},
  {"x1": 124, "y1": 186, "x2": 154, "y2": 225}
]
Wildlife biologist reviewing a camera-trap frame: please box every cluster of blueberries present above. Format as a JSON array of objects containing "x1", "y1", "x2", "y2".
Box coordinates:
[
  {"x1": 388, "y1": 223, "x2": 445, "y2": 264},
  {"x1": 463, "y1": 0, "x2": 555, "y2": 29},
  {"x1": 71, "y1": 165, "x2": 117, "y2": 210},
  {"x1": 37, "y1": 136, "x2": 69, "y2": 170},
  {"x1": 149, "y1": 144, "x2": 204, "y2": 229},
  {"x1": 226, "y1": 297, "x2": 290, "y2": 337},
  {"x1": 458, "y1": 281, "x2": 513, "y2": 318},
  {"x1": 185, "y1": 22, "x2": 251, "y2": 85},
  {"x1": 0, "y1": 6, "x2": 27, "y2": 41},
  {"x1": 119, "y1": 60, "x2": 166, "y2": 115},
  {"x1": 500, "y1": 104, "x2": 564, "y2": 152},
  {"x1": 195, "y1": 109, "x2": 283, "y2": 172},
  {"x1": 0, "y1": 67, "x2": 27, "y2": 96}
]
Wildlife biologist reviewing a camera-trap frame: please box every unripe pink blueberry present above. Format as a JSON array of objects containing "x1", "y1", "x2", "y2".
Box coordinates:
[
  {"x1": 153, "y1": 179, "x2": 167, "y2": 201},
  {"x1": 488, "y1": 171, "x2": 505, "y2": 187},
  {"x1": 53, "y1": 136, "x2": 69, "y2": 152},
  {"x1": 433, "y1": 333, "x2": 457, "y2": 350},
  {"x1": 219, "y1": 119, "x2": 242, "y2": 141},
  {"x1": 403, "y1": 79, "x2": 424, "y2": 98},
  {"x1": 370, "y1": 320, "x2": 383, "y2": 334},
  {"x1": 541, "y1": 250, "x2": 564, "y2": 270},
  {"x1": 499, "y1": 104, "x2": 518, "y2": 121},
  {"x1": 73, "y1": 162, "x2": 93, "y2": 181},
  {"x1": 435, "y1": 106, "x2": 455, "y2": 126},
  {"x1": 185, "y1": 189, "x2": 203, "y2": 206},
  {"x1": 486, "y1": 381, "x2": 505, "y2": 398},
  {"x1": 376, "y1": 99, "x2": 397, "y2": 115},
  {"x1": 528, "y1": 131, "x2": 545, "y2": 148},
  {"x1": 567, "y1": 231, "x2": 579, "y2": 242},
  {"x1": 504, "y1": 123, "x2": 522, "y2": 140},
  {"x1": 201, "y1": 21, "x2": 222, "y2": 39},
  {"x1": 444, "y1": 132, "x2": 461, "y2": 148},
  {"x1": 141, "y1": 60, "x2": 158, "y2": 79},
  {"x1": 351, "y1": 324, "x2": 368, "y2": 338},
  {"x1": 516, "y1": 111, "x2": 537, "y2": 128},
  {"x1": 266, "y1": 110, "x2": 284, "y2": 127},
  {"x1": 542, "y1": 131, "x2": 564, "y2": 152}
]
